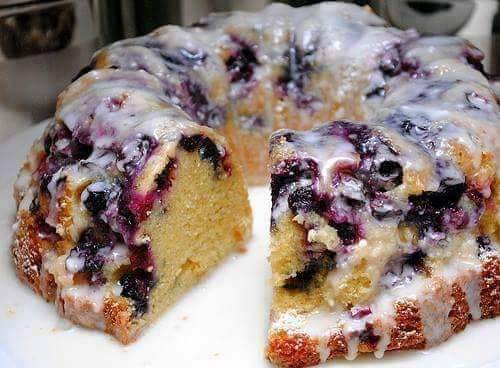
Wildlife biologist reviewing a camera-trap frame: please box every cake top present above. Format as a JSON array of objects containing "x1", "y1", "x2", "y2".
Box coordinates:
[{"x1": 91, "y1": 2, "x2": 417, "y2": 128}]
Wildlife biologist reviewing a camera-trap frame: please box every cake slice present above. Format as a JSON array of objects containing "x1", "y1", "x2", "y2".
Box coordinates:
[
  {"x1": 12, "y1": 69, "x2": 252, "y2": 343},
  {"x1": 267, "y1": 119, "x2": 499, "y2": 367}
]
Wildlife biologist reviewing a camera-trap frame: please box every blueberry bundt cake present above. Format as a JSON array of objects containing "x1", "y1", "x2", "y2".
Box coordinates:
[{"x1": 10, "y1": 0, "x2": 499, "y2": 361}]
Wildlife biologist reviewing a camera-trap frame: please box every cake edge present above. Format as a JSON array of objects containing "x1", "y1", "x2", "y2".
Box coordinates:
[{"x1": 266, "y1": 255, "x2": 500, "y2": 368}]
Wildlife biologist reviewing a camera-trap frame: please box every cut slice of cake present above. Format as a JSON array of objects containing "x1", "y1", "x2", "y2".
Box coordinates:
[
  {"x1": 267, "y1": 120, "x2": 499, "y2": 367},
  {"x1": 12, "y1": 69, "x2": 252, "y2": 343}
]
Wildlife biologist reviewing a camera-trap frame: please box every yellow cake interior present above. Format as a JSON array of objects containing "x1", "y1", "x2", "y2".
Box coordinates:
[{"x1": 132, "y1": 148, "x2": 252, "y2": 331}]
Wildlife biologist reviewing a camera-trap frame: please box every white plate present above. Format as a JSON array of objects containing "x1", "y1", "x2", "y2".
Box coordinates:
[{"x1": 0, "y1": 123, "x2": 498, "y2": 368}]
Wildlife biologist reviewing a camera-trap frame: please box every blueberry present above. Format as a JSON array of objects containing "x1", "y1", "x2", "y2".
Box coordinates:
[
  {"x1": 186, "y1": 82, "x2": 208, "y2": 113},
  {"x1": 477, "y1": 235, "x2": 493, "y2": 257},
  {"x1": 154, "y1": 159, "x2": 178, "y2": 192},
  {"x1": 366, "y1": 85, "x2": 386, "y2": 99},
  {"x1": 357, "y1": 159, "x2": 403, "y2": 193},
  {"x1": 68, "y1": 138, "x2": 93, "y2": 160},
  {"x1": 377, "y1": 160, "x2": 403, "y2": 188},
  {"x1": 36, "y1": 216, "x2": 58, "y2": 238},
  {"x1": 105, "y1": 96, "x2": 125, "y2": 112},
  {"x1": 129, "y1": 243, "x2": 154, "y2": 271},
  {"x1": 199, "y1": 138, "x2": 222, "y2": 166},
  {"x1": 381, "y1": 250, "x2": 427, "y2": 288},
  {"x1": 309, "y1": 121, "x2": 371, "y2": 152},
  {"x1": 270, "y1": 158, "x2": 318, "y2": 204},
  {"x1": 465, "y1": 91, "x2": 492, "y2": 111},
  {"x1": 29, "y1": 194, "x2": 40, "y2": 214},
  {"x1": 379, "y1": 47, "x2": 401, "y2": 77},
  {"x1": 288, "y1": 186, "x2": 316, "y2": 214},
  {"x1": 84, "y1": 190, "x2": 108, "y2": 214},
  {"x1": 158, "y1": 47, "x2": 207, "y2": 69},
  {"x1": 384, "y1": 112, "x2": 437, "y2": 146},
  {"x1": 411, "y1": 81, "x2": 454, "y2": 103},
  {"x1": 119, "y1": 269, "x2": 155, "y2": 315},
  {"x1": 405, "y1": 250, "x2": 426, "y2": 272},
  {"x1": 83, "y1": 182, "x2": 113, "y2": 214},
  {"x1": 178, "y1": 134, "x2": 203, "y2": 152},
  {"x1": 405, "y1": 182, "x2": 465, "y2": 237},
  {"x1": 43, "y1": 133, "x2": 53, "y2": 155},
  {"x1": 117, "y1": 192, "x2": 138, "y2": 229},
  {"x1": 117, "y1": 134, "x2": 157, "y2": 175},
  {"x1": 225, "y1": 37, "x2": 259, "y2": 83},
  {"x1": 178, "y1": 48, "x2": 207, "y2": 65},
  {"x1": 332, "y1": 222, "x2": 360, "y2": 245},
  {"x1": 39, "y1": 124, "x2": 92, "y2": 193},
  {"x1": 68, "y1": 227, "x2": 112, "y2": 277},
  {"x1": 38, "y1": 154, "x2": 76, "y2": 194},
  {"x1": 401, "y1": 57, "x2": 420, "y2": 74},
  {"x1": 179, "y1": 134, "x2": 228, "y2": 174},
  {"x1": 277, "y1": 35, "x2": 316, "y2": 109},
  {"x1": 283, "y1": 251, "x2": 335, "y2": 291},
  {"x1": 179, "y1": 79, "x2": 225, "y2": 128}
]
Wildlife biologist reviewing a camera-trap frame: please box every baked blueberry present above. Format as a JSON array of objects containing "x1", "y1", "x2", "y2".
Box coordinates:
[
  {"x1": 225, "y1": 36, "x2": 259, "y2": 83},
  {"x1": 119, "y1": 269, "x2": 155, "y2": 315}
]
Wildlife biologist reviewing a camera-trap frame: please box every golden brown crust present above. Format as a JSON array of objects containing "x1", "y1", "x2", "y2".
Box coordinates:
[
  {"x1": 39, "y1": 268, "x2": 58, "y2": 302},
  {"x1": 11, "y1": 211, "x2": 45, "y2": 294},
  {"x1": 449, "y1": 282, "x2": 470, "y2": 333},
  {"x1": 387, "y1": 300, "x2": 425, "y2": 351},
  {"x1": 267, "y1": 257, "x2": 500, "y2": 368},
  {"x1": 103, "y1": 297, "x2": 136, "y2": 344},
  {"x1": 267, "y1": 331, "x2": 321, "y2": 368},
  {"x1": 480, "y1": 256, "x2": 500, "y2": 318},
  {"x1": 326, "y1": 333, "x2": 348, "y2": 357}
]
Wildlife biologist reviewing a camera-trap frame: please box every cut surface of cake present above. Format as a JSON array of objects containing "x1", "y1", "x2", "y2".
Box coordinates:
[
  {"x1": 12, "y1": 69, "x2": 251, "y2": 343},
  {"x1": 268, "y1": 101, "x2": 499, "y2": 364}
]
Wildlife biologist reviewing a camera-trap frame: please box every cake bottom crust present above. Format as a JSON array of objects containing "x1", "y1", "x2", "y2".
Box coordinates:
[{"x1": 267, "y1": 256, "x2": 500, "y2": 368}]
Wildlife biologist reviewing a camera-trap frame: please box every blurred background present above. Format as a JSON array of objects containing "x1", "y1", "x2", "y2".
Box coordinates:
[{"x1": 0, "y1": 0, "x2": 498, "y2": 142}]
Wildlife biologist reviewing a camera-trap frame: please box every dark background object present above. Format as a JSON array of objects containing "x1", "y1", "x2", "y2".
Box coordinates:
[
  {"x1": 0, "y1": 2, "x2": 75, "y2": 58},
  {"x1": 95, "y1": 0, "x2": 181, "y2": 44},
  {"x1": 0, "y1": 1, "x2": 96, "y2": 121},
  {"x1": 493, "y1": 2, "x2": 500, "y2": 76},
  {"x1": 384, "y1": 0, "x2": 475, "y2": 35}
]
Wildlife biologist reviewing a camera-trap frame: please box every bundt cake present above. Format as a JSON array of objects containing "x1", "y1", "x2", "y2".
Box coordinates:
[{"x1": 10, "y1": 0, "x2": 499, "y2": 363}]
